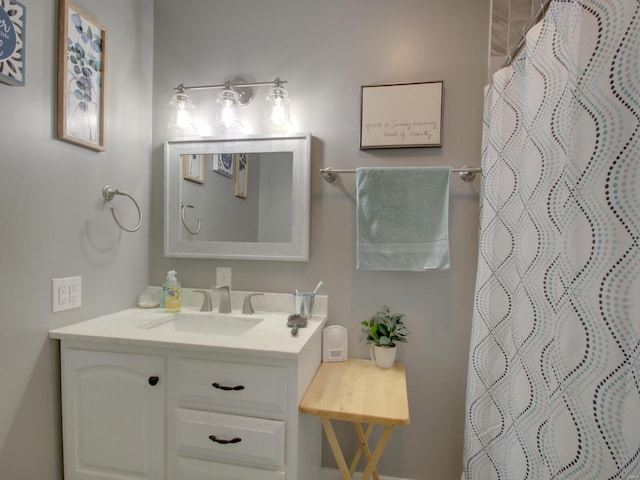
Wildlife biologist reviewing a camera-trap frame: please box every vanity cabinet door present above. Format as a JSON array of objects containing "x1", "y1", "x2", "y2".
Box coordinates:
[{"x1": 62, "y1": 349, "x2": 165, "y2": 480}]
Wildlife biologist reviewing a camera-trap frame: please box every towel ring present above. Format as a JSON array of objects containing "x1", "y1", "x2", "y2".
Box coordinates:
[
  {"x1": 181, "y1": 203, "x2": 201, "y2": 235},
  {"x1": 102, "y1": 185, "x2": 143, "y2": 233}
]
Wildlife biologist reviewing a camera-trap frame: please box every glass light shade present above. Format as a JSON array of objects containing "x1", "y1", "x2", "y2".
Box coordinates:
[
  {"x1": 216, "y1": 88, "x2": 243, "y2": 129},
  {"x1": 168, "y1": 91, "x2": 196, "y2": 133},
  {"x1": 264, "y1": 85, "x2": 291, "y2": 127}
]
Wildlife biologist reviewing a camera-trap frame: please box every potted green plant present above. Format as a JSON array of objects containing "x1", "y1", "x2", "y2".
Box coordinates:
[{"x1": 361, "y1": 305, "x2": 409, "y2": 368}]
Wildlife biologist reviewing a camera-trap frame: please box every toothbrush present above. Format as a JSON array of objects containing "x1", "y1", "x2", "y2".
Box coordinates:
[{"x1": 312, "y1": 280, "x2": 323, "y2": 296}]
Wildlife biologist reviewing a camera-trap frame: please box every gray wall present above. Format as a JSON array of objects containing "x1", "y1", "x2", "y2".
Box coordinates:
[
  {"x1": 0, "y1": 0, "x2": 154, "y2": 478},
  {"x1": 151, "y1": 1, "x2": 490, "y2": 479}
]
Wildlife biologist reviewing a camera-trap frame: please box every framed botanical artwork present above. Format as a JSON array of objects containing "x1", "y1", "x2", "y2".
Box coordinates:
[
  {"x1": 57, "y1": 0, "x2": 106, "y2": 151},
  {"x1": 234, "y1": 153, "x2": 248, "y2": 198},
  {"x1": 212, "y1": 153, "x2": 233, "y2": 177},
  {"x1": 360, "y1": 81, "x2": 444, "y2": 149},
  {"x1": 0, "y1": 0, "x2": 26, "y2": 86},
  {"x1": 182, "y1": 154, "x2": 205, "y2": 184}
]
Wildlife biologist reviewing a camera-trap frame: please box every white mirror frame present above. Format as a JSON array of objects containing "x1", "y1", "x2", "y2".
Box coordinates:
[{"x1": 165, "y1": 133, "x2": 311, "y2": 261}]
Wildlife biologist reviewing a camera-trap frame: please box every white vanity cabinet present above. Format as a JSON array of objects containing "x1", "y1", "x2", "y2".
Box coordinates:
[
  {"x1": 61, "y1": 349, "x2": 166, "y2": 480},
  {"x1": 52, "y1": 304, "x2": 326, "y2": 480}
]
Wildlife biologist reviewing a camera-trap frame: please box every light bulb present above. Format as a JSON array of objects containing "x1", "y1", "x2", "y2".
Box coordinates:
[
  {"x1": 175, "y1": 108, "x2": 190, "y2": 130},
  {"x1": 270, "y1": 103, "x2": 286, "y2": 125},
  {"x1": 168, "y1": 90, "x2": 196, "y2": 133},
  {"x1": 219, "y1": 105, "x2": 236, "y2": 128},
  {"x1": 216, "y1": 88, "x2": 243, "y2": 129},
  {"x1": 264, "y1": 85, "x2": 291, "y2": 128}
]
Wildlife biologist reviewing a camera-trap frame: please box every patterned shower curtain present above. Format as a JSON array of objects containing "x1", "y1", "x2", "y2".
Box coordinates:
[{"x1": 463, "y1": 1, "x2": 639, "y2": 479}]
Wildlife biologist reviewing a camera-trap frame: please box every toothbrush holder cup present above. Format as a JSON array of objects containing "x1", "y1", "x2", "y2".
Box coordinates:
[{"x1": 293, "y1": 292, "x2": 315, "y2": 319}]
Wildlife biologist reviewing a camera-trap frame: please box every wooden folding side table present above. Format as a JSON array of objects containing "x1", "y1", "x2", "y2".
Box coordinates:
[{"x1": 299, "y1": 358, "x2": 410, "y2": 480}]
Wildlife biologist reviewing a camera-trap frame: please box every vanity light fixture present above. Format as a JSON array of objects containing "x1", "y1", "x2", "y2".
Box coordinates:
[{"x1": 168, "y1": 77, "x2": 291, "y2": 133}]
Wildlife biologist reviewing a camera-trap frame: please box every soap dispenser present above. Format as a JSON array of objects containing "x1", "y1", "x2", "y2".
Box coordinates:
[{"x1": 165, "y1": 270, "x2": 181, "y2": 313}]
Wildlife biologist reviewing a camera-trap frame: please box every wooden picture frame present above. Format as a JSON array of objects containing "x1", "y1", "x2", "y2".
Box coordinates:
[
  {"x1": 0, "y1": 0, "x2": 26, "y2": 87},
  {"x1": 57, "y1": 0, "x2": 106, "y2": 151},
  {"x1": 360, "y1": 81, "x2": 444, "y2": 149},
  {"x1": 234, "y1": 153, "x2": 248, "y2": 198},
  {"x1": 182, "y1": 154, "x2": 205, "y2": 184}
]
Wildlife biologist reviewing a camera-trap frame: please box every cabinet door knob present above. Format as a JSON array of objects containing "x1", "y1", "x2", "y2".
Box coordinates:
[
  {"x1": 209, "y1": 435, "x2": 242, "y2": 445},
  {"x1": 148, "y1": 376, "x2": 159, "y2": 386},
  {"x1": 212, "y1": 382, "x2": 244, "y2": 391}
]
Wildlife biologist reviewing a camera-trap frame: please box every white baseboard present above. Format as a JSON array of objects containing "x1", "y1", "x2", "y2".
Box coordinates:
[{"x1": 320, "y1": 467, "x2": 411, "y2": 480}]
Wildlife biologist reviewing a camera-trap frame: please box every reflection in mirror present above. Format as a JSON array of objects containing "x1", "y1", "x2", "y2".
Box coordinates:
[
  {"x1": 181, "y1": 203, "x2": 201, "y2": 235},
  {"x1": 165, "y1": 133, "x2": 310, "y2": 261},
  {"x1": 179, "y1": 152, "x2": 293, "y2": 242}
]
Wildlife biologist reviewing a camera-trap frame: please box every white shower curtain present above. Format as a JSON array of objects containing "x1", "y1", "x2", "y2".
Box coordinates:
[{"x1": 463, "y1": 1, "x2": 639, "y2": 479}]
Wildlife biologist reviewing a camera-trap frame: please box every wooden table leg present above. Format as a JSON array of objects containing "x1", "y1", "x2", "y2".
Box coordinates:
[
  {"x1": 360, "y1": 425, "x2": 395, "y2": 480},
  {"x1": 351, "y1": 423, "x2": 379, "y2": 480},
  {"x1": 321, "y1": 417, "x2": 352, "y2": 480}
]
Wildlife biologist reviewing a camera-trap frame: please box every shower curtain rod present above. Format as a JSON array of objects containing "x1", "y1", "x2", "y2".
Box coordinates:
[
  {"x1": 319, "y1": 166, "x2": 482, "y2": 183},
  {"x1": 503, "y1": 0, "x2": 553, "y2": 67}
]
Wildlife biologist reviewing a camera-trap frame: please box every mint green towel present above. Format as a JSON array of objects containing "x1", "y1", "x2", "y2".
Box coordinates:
[{"x1": 356, "y1": 167, "x2": 451, "y2": 271}]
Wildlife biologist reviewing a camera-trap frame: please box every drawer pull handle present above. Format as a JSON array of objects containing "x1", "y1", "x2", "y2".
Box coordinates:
[
  {"x1": 212, "y1": 382, "x2": 245, "y2": 391},
  {"x1": 148, "y1": 376, "x2": 159, "y2": 386},
  {"x1": 209, "y1": 435, "x2": 242, "y2": 445}
]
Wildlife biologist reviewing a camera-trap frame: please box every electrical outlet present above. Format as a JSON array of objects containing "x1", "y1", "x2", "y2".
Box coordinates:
[
  {"x1": 52, "y1": 276, "x2": 82, "y2": 312},
  {"x1": 58, "y1": 284, "x2": 68, "y2": 306},
  {"x1": 216, "y1": 267, "x2": 231, "y2": 288},
  {"x1": 68, "y1": 277, "x2": 81, "y2": 308}
]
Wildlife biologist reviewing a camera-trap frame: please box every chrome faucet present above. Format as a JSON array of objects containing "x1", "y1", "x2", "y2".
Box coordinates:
[
  {"x1": 242, "y1": 293, "x2": 263, "y2": 314},
  {"x1": 212, "y1": 285, "x2": 231, "y2": 313},
  {"x1": 194, "y1": 289, "x2": 213, "y2": 312}
]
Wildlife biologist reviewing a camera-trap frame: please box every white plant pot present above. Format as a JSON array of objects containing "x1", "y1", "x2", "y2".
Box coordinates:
[{"x1": 370, "y1": 344, "x2": 397, "y2": 369}]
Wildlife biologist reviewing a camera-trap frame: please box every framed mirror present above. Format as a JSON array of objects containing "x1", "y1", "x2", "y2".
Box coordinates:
[{"x1": 165, "y1": 133, "x2": 311, "y2": 260}]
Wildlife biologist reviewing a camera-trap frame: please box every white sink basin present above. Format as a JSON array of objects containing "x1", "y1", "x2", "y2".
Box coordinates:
[{"x1": 141, "y1": 313, "x2": 263, "y2": 336}]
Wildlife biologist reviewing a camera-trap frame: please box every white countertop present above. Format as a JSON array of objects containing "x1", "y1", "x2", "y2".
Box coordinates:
[{"x1": 49, "y1": 291, "x2": 328, "y2": 359}]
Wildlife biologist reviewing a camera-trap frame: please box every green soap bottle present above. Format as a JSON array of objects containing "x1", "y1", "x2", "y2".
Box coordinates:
[{"x1": 165, "y1": 270, "x2": 181, "y2": 313}]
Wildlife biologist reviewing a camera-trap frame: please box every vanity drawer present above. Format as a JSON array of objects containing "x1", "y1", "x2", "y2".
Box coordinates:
[
  {"x1": 175, "y1": 408, "x2": 285, "y2": 469},
  {"x1": 176, "y1": 358, "x2": 287, "y2": 415},
  {"x1": 176, "y1": 456, "x2": 285, "y2": 480}
]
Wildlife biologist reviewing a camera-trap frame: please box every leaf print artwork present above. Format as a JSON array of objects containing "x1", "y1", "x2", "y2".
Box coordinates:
[{"x1": 58, "y1": 1, "x2": 106, "y2": 151}]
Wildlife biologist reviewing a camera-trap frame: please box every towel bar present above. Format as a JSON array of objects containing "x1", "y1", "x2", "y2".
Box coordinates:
[{"x1": 320, "y1": 166, "x2": 482, "y2": 183}]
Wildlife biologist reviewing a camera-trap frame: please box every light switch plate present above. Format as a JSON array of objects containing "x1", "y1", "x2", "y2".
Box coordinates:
[{"x1": 216, "y1": 267, "x2": 231, "y2": 288}]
